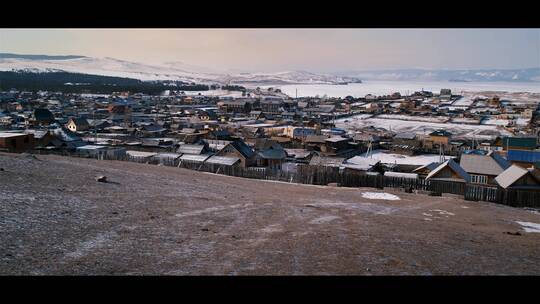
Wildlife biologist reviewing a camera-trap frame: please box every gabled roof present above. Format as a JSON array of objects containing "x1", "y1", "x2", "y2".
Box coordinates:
[
  {"x1": 228, "y1": 140, "x2": 255, "y2": 159},
  {"x1": 495, "y1": 165, "x2": 529, "y2": 189},
  {"x1": 412, "y1": 162, "x2": 441, "y2": 173},
  {"x1": 69, "y1": 117, "x2": 89, "y2": 127},
  {"x1": 460, "y1": 152, "x2": 511, "y2": 176},
  {"x1": 426, "y1": 158, "x2": 470, "y2": 182}
]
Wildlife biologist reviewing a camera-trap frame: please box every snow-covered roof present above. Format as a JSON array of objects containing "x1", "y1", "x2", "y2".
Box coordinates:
[{"x1": 495, "y1": 165, "x2": 529, "y2": 189}]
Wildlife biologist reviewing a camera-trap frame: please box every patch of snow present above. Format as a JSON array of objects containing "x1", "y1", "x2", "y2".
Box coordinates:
[
  {"x1": 309, "y1": 215, "x2": 341, "y2": 224},
  {"x1": 516, "y1": 221, "x2": 540, "y2": 233},
  {"x1": 361, "y1": 192, "x2": 401, "y2": 201},
  {"x1": 361, "y1": 150, "x2": 453, "y2": 166},
  {"x1": 430, "y1": 209, "x2": 455, "y2": 216}
]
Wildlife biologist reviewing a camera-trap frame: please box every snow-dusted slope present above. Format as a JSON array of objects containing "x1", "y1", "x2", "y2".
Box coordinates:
[
  {"x1": 335, "y1": 68, "x2": 540, "y2": 82},
  {"x1": 0, "y1": 53, "x2": 360, "y2": 85}
]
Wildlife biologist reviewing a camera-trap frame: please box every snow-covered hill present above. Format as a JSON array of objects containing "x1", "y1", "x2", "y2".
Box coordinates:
[
  {"x1": 0, "y1": 53, "x2": 360, "y2": 85},
  {"x1": 334, "y1": 68, "x2": 540, "y2": 82}
]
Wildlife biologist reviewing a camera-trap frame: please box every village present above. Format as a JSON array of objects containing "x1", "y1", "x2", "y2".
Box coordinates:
[{"x1": 1, "y1": 86, "x2": 540, "y2": 206}]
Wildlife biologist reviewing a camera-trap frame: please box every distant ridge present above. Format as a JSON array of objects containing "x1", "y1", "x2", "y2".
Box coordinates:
[{"x1": 0, "y1": 53, "x2": 87, "y2": 60}]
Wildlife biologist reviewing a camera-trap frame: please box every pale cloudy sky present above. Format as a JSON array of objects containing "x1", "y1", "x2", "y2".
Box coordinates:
[{"x1": 1, "y1": 28, "x2": 539, "y2": 72}]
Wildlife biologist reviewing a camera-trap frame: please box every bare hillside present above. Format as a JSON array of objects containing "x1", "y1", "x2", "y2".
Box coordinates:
[{"x1": 1, "y1": 153, "x2": 539, "y2": 275}]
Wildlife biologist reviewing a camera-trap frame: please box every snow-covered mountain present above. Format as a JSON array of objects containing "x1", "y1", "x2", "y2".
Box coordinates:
[
  {"x1": 333, "y1": 68, "x2": 540, "y2": 82},
  {"x1": 0, "y1": 53, "x2": 360, "y2": 85}
]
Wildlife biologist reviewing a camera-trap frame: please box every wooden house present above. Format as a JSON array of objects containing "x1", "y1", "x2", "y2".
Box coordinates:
[
  {"x1": 215, "y1": 140, "x2": 256, "y2": 168},
  {"x1": 495, "y1": 165, "x2": 540, "y2": 190},
  {"x1": 459, "y1": 151, "x2": 511, "y2": 185},
  {"x1": 0, "y1": 132, "x2": 35, "y2": 153},
  {"x1": 426, "y1": 159, "x2": 470, "y2": 183},
  {"x1": 66, "y1": 117, "x2": 90, "y2": 132}
]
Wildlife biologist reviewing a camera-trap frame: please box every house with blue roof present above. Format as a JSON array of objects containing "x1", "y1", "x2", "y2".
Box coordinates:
[{"x1": 506, "y1": 150, "x2": 540, "y2": 168}]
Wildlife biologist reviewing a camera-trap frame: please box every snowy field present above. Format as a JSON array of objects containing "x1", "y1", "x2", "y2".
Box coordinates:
[
  {"x1": 279, "y1": 81, "x2": 540, "y2": 98},
  {"x1": 376, "y1": 114, "x2": 449, "y2": 123},
  {"x1": 481, "y1": 118, "x2": 511, "y2": 127},
  {"x1": 182, "y1": 90, "x2": 245, "y2": 98},
  {"x1": 361, "y1": 192, "x2": 401, "y2": 201},
  {"x1": 336, "y1": 115, "x2": 511, "y2": 139},
  {"x1": 361, "y1": 150, "x2": 453, "y2": 166}
]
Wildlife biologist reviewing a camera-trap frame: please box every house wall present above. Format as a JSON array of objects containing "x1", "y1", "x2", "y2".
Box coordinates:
[
  {"x1": 216, "y1": 145, "x2": 251, "y2": 168},
  {"x1": 430, "y1": 135, "x2": 449, "y2": 145},
  {"x1": 0, "y1": 134, "x2": 35, "y2": 152},
  {"x1": 432, "y1": 166, "x2": 463, "y2": 180},
  {"x1": 513, "y1": 174, "x2": 540, "y2": 187}
]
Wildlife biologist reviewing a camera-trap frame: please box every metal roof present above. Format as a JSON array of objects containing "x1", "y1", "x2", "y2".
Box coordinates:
[
  {"x1": 506, "y1": 150, "x2": 540, "y2": 163},
  {"x1": 495, "y1": 165, "x2": 529, "y2": 189},
  {"x1": 460, "y1": 153, "x2": 510, "y2": 176},
  {"x1": 177, "y1": 144, "x2": 205, "y2": 155},
  {"x1": 309, "y1": 156, "x2": 345, "y2": 167},
  {"x1": 179, "y1": 154, "x2": 211, "y2": 163},
  {"x1": 155, "y1": 153, "x2": 181, "y2": 160},
  {"x1": 205, "y1": 155, "x2": 241, "y2": 166}
]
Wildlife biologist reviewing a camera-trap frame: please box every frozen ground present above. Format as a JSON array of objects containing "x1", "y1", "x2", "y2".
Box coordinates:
[
  {"x1": 336, "y1": 115, "x2": 511, "y2": 139},
  {"x1": 1, "y1": 153, "x2": 540, "y2": 275}
]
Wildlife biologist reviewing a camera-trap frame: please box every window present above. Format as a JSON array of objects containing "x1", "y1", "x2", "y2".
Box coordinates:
[{"x1": 471, "y1": 174, "x2": 488, "y2": 184}]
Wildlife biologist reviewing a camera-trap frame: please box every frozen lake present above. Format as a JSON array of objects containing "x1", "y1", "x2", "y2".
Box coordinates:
[{"x1": 278, "y1": 81, "x2": 540, "y2": 98}]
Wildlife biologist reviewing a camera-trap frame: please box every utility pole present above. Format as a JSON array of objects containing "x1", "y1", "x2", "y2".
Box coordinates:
[{"x1": 93, "y1": 108, "x2": 97, "y2": 144}]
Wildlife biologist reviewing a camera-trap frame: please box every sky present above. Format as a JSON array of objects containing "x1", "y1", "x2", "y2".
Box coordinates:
[{"x1": 1, "y1": 29, "x2": 539, "y2": 73}]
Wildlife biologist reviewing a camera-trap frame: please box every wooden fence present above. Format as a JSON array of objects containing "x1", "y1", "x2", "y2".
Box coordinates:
[{"x1": 29, "y1": 149, "x2": 540, "y2": 208}]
